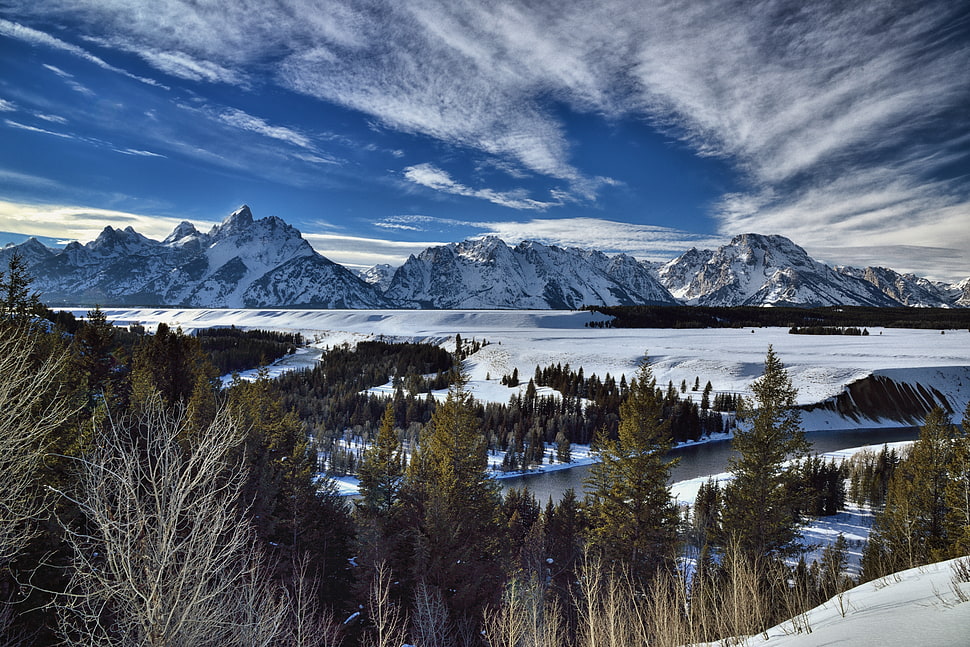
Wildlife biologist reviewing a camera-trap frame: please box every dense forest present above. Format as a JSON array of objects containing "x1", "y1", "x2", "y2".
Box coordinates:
[
  {"x1": 2, "y1": 254, "x2": 969, "y2": 647},
  {"x1": 586, "y1": 304, "x2": 970, "y2": 330}
]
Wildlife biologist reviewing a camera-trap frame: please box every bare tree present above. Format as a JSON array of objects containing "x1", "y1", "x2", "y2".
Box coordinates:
[
  {"x1": 0, "y1": 322, "x2": 74, "y2": 568},
  {"x1": 56, "y1": 397, "x2": 288, "y2": 647},
  {"x1": 362, "y1": 561, "x2": 407, "y2": 647}
]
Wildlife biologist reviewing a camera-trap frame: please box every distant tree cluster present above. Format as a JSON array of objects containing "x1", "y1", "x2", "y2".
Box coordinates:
[
  {"x1": 789, "y1": 325, "x2": 869, "y2": 335},
  {"x1": 195, "y1": 325, "x2": 303, "y2": 374},
  {"x1": 588, "y1": 304, "x2": 970, "y2": 330}
]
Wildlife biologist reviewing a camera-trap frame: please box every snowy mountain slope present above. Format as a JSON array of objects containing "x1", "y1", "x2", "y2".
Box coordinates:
[
  {"x1": 659, "y1": 234, "x2": 903, "y2": 307},
  {"x1": 836, "y1": 265, "x2": 962, "y2": 307},
  {"x1": 384, "y1": 237, "x2": 678, "y2": 309},
  {"x1": 356, "y1": 263, "x2": 395, "y2": 292},
  {"x1": 19, "y1": 206, "x2": 389, "y2": 308},
  {"x1": 0, "y1": 237, "x2": 56, "y2": 267},
  {"x1": 957, "y1": 277, "x2": 970, "y2": 307}
]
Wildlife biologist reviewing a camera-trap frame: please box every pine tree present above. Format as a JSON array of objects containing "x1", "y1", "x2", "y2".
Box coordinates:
[
  {"x1": 721, "y1": 346, "x2": 809, "y2": 560},
  {"x1": 0, "y1": 253, "x2": 40, "y2": 318},
  {"x1": 402, "y1": 371, "x2": 507, "y2": 624},
  {"x1": 357, "y1": 402, "x2": 404, "y2": 514},
  {"x1": 585, "y1": 357, "x2": 679, "y2": 583},
  {"x1": 944, "y1": 400, "x2": 970, "y2": 555},
  {"x1": 863, "y1": 406, "x2": 962, "y2": 577}
]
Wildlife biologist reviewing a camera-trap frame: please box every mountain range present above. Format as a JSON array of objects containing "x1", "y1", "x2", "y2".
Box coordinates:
[{"x1": 2, "y1": 206, "x2": 967, "y2": 309}]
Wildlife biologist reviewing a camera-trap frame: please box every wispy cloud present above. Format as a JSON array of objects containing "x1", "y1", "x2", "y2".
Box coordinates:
[
  {"x1": 216, "y1": 108, "x2": 312, "y2": 149},
  {"x1": 4, "y1": 119, "x2": 74, "y2": 139},
  {"x1": 0, "y1": 99, "x2": 16, "y2": 112},
  {"x1": 34, "y1": 112, "x2": 68, "y2": 124},
  {"x1": 115, "y1": 148, "x2": 165, "y2": 158},
  {"x1": 403, "y1": 163, "x2": 563, "y2": 211},
  {"x1": 0, "y1": 19, "x2": 163, "y2": 87},
  {"x1": 0, "y1": 200, "x2": 217, "y2": 243}
]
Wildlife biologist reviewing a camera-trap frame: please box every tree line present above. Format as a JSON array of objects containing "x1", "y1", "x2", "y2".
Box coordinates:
[{"x1": 586, "y1": 304, "x2": 970, "y2": 330}]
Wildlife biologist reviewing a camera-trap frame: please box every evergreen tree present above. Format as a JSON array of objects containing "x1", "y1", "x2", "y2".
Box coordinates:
[
  {"x1": 0, "y1": 253, "x2": 40, "y2": 318},
  {"x1": 357, "y1": 402, "x2": 404, "y2": 514},
  {"x1": 863, "y1": 406, "x2": 963, "y2": 577},
  {"x1": 402, "y1": 371, "x2": 507, "y2": 624},
  {"x1": 584, "y1": 357, "x2": 679, "y2": 583},
  {"x1": 944, "y1": 400, "x2": 970, "y2": 555},
  {"x1": 721, "y1": 346, "x2": 809, "y2": 560}
]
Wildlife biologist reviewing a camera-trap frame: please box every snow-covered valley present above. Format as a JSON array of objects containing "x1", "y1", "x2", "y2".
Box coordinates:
[{"x1": 85, "y1": 308, "x2": 970, "y2": 430}]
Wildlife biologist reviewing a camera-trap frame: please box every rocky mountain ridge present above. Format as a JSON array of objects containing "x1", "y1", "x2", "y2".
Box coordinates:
[{"x1": 2, "y1": 208, "x2": 966, "y2": 309}]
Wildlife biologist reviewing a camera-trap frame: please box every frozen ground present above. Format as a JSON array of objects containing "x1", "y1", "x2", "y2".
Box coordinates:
[
  {"x1": 85, "y1": 308, "x2": 970, "y2": 429},
  {"x1": 745, "y1": 557, "x2": 970, "y2": 647}
]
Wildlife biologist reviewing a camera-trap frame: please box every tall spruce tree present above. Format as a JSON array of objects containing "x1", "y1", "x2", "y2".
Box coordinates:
[
  {"x1": 863, "y1": 406, "x2": 963, "y2": 577},
  {"x1": 402, "y1": 371, "x2": 507, "y2": 625},
  {"x1": 357, "y1": 402, "x2": 404, "y2": 514},
  {"x1": 944, "y1": 400, "x2": 970, "y2": 555},
  {"x1": 584, "y1": 357, "x2": 679, "y2": 582},
  {"x1": 721, "y1": 346, "x2": 808, "y2": 560}
]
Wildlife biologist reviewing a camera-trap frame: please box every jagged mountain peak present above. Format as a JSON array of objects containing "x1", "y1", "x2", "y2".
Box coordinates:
[{"x1": 163, "y1": 221, "x2": 202, "y2": 244}]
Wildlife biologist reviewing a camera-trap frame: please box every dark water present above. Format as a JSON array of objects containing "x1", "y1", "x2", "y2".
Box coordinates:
[{"x1": 498, "y1": 427, "x2": 919, "y2": 503}]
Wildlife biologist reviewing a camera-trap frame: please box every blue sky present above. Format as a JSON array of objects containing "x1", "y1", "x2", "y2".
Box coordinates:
[{"x1": 1, "y1": 1, "x2": 968, "y2": 282}]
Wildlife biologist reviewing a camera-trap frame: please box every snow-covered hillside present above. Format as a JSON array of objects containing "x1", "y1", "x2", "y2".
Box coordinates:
[
  {"x1": 741, "y1": 557, "x2": 969, "y2": 647},
  {"x1": 82, "y1": 308, "x2": 970, "y2": 430}
]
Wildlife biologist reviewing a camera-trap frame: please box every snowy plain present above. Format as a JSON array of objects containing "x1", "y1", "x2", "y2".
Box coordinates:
[{"x1": 86, "y1": 308, "x2": 970, "y2": 427}]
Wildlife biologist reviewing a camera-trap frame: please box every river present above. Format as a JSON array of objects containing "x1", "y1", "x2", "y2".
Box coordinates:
[{"x1": 498, "y1": 426, "x2": 920, "y2": 503}]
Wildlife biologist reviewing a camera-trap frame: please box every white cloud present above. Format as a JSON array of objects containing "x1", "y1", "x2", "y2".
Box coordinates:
[
  {"x1": 0, "y1": 99, "x2": 17, "y2": 112},
  {"x1": 35, "y1": 113, "x2": 68, "y2": 124},
  {"x1": 0, "y1": 19, "x2": 162, "y2": 87},
  {"x1": 116, "y1": 148, "x2": 165, "y2": 158},
  {"x1": 303, "y1": 232, "x2": 440, "y2": 269},
  {"x1": 0, "y1": 200, "x2": 217, "y2": 244},
  {"x1": 403, "y1": 163, "x2": 563, "y2": 211},
  {"x1": 216, "y1": 108, "x2": 312, "y2": 149},
  {"x1": 4, "y1": 119, "x2": 73, "y2": 139}
]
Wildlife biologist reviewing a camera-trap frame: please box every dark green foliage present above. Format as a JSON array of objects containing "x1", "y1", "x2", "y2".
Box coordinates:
[
  {"x1": 796, "y1": 455, "x2": 846, "y2": 517},
  {"x1": 788, "y1": 326, "x2": 867, "y2": 335},
  {"x1": 585, "y1": 358, "x2": 679, "y2": 583},
  {"x1": 195, "y1": 325, "x2": 303, "y2": 375},
  {"x1": 0, "y1": 253, "x2": 41, "y2": 318},
  {"x1": 845, "y1": 445, "x2": 900, "y2": 508},
  {"x1": 862, "y1": 406, "x2": 968, "y2": 579},
  {"x1": 721, "y1": 346, "x2": 809, "y2": 560}
]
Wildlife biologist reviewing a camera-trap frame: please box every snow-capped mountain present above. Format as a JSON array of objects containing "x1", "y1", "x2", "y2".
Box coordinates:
[
  {"x1": 5, "y1": 210, "x2": 965, "y2": 310},
  {"x1": 383, "y1": 237, "x2": 678, "y2": 309},
  {"x1": 356, "y1": 264, "x2": 396, "y2": 293},
  {"x1": 658, "y1": 234, "x2": 903, "y2": 307},
  {"x1": 957, "y1": 277, "x2": 970, "y2": 307},
  {"x1": 835, "y1": 266, "x2": 961, "y2": 308},
  {"x1": 17, "y1": 206, "x2": 389, "y2": 308},
  {"x1": 0, "y1": 237, "x2": 56, "y2": 267}
]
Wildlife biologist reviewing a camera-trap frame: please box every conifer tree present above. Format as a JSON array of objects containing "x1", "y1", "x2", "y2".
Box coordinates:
[
  {"x1": 357, "y1": 402, "x2": 404, "y2": 514},
  {"x1": 585, "y1": 357, "x2": 678, "y2": 583},
  {"x1": 863, "y1": 406, "x2": 962, "y2": 577},
  {"x1": 944, "y1": 400, "x2": 970, "y2": 555},
  {"x1": 721, "y1": 346, "x2": 808, "y2": 560},
  {"x1": 402, "y1": 371, "x2": 506, "y2": 624},
  {"x1": 0, "y1": 253, "x2": 40, "y2": 318}
]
